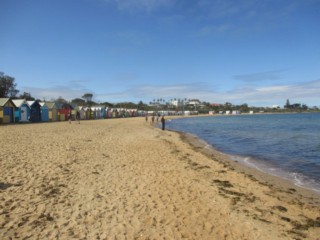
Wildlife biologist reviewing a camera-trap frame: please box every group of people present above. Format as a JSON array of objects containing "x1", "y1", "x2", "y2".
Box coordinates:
[{"x1": 145, "y1": 113, "x2": 166, "y2": 130}]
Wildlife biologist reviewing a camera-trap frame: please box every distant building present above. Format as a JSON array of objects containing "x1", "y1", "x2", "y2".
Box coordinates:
[
  {"x1": 211, "y1": 103, "x2": 221, "y2": 107},
  {"x1": 170, "y1": 100, "x2": 181, "y2": 107},
  {"x1": 232, "y1": 110, "x2": 241, "y2": 115},
  {"x1": 188, "y1": 99, "x2": 201, "y2": 107}
]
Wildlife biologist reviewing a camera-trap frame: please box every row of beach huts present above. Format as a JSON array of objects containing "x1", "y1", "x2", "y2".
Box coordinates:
[{"x1": 0, "y1": 98, "x2": 141, "y2": 124}]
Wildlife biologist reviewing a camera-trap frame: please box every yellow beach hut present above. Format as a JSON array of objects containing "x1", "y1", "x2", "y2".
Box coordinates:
[
  {"x1": 0, "y1": 98, "x2": 15, "y2": 124},
  {"x1": 45, "y1": 102, "x2": 59, "y2": 122}
]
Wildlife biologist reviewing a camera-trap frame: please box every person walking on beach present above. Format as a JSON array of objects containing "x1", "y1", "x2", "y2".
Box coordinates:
[
  {"x1": 76, "y1": 111, "x2": 80, "y2": 124},
  {"x1": 145, "y1": 113, "x2": 148, "y2": 122},
  {"x1": 151, "y1": 115, "x2": 155, "y2": 125},
  {"x1": 161, "y1": 115, "x2": 165, "y2": 130},
  {"x1": 68, "y1": 111, "x2": 72, "y2": 124}
]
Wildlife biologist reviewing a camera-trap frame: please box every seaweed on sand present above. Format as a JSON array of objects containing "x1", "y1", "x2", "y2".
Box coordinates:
[{"x1": 212, "y1": 179, "x2": 234, "y2": 188}]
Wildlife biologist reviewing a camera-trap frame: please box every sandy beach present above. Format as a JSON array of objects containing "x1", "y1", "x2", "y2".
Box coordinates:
[{"x1": 0, "y1": 117, "x2": 319, "y2": 240}]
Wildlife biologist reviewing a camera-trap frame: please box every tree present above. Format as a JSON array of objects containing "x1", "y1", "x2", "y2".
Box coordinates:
[
  {"x1": 71, "y1": 98, "x2": 85, "y2": 106},
  {"x1": 224, "y1": 102, "x2": 232, "y2": 109},
  {"x1": 19, "y1": 92, "x2": 35, "y2": 100},
  {"x1": 82, "y1": 93, "x2": 93, "y2": 103},
  {"x1": 0, "y1": 72, "x2": 19, "y2": 98},
  {"x1": 301, "y1": 104, "x2": 308, "y2": 110},
  {"x1": 138, "y1": 101, "x2": 148, "y2": 110},
  {"x1": 240, "y1": 103, "x2": 249, "y2": 112},
  {"x1": 56, "y1": 97, "x2": 68, "y2": 104},
  {"x1": 101, "y1": 101, "x2": 114, "y2": 107},
  {"x1": 285, "y1": 99, "x2": 291, "y2": 109}
]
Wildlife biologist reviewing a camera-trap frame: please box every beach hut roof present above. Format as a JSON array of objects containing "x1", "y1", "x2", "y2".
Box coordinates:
[
  {"x1": 45, "y1": 102, "x2": 57, "y2": 109},
  {"x1": 27, "y1": 100, "x2": 41, "y2": 108},
  {"x1": 76, "y1": 106, "x2": 86, "y2": 111},
  {"x1": 0, "y1": 98, "x2": 12, "y2": 107},
  {"x1": 12, "y1": 99, "x2": 29, "y2": 108},
  {"x1": 27, "y1": 100, "x2": 36, "y2": 106}
]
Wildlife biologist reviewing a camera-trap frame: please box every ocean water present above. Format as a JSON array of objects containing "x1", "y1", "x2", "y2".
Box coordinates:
[{"x1": 166, "y1": 113, "x2": 320, "y2": 194}]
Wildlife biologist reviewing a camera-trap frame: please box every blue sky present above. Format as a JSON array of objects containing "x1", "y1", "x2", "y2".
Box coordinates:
[{"x1": 1, "y1": 0, "x2": 319, "y2": 106}]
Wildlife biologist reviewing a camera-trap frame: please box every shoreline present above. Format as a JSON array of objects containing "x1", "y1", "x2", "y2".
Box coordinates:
[
  {"x1": 175, "y1": 129, "x2": 320, "y2": 200},
  {"x1": 164, "y1": 114, "x2": 320, "y2": 197},
  {"x1": 1, "y1": 117, "x2": 320, "y2": 239}
]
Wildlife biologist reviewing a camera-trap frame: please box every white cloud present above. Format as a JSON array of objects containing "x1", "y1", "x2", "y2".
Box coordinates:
[
  {"x1": 123, "y1": 79, "x2": 320, "y2": 106},
  {"x1": 256, "y1": 85, "x2": 290, "y2": 93},
  {"x1": 21, "y1": 77, "x2": 320, "y2": 107},
  {"x1": 21, "y1": 82, "x2": 93, "y2": 102},
  {"x1": 103, "y1": 0, "x2": 176, "y2": 13},
  {"x1": 233, "y1": 69, "x2": 288, "y2": 82}
]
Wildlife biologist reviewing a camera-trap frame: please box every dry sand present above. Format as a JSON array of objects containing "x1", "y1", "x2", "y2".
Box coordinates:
[{"x1": 0, "y1": 117, "x2": 319, "y2": 240}]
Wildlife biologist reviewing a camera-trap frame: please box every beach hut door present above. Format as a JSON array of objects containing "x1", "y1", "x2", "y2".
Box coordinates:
[{"x1": 21, "y1": 106, "x2": 28, "y2": 121}]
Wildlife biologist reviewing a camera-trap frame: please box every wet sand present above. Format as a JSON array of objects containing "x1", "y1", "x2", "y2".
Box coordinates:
[{"x1": 0, "y1": 117, "x2": 319, "y2": 239}]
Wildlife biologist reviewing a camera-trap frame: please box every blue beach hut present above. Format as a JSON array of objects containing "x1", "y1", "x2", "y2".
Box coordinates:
[
  {"x1": 91, "y1": 105, "x2": 106, "y2": 119},
  {"x1": 39, "y1": 102, "x2": 49, "y2": 122},
  {"x1": 27, "y1": 100, "x2": 41, "y2": 122},
  {"x1": 12, "y1": 99, "x2": 30, "y2": 123}
]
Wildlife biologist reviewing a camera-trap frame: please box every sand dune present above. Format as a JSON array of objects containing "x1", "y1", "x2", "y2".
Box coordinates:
[{"x1": 0, "y1": 117, "x2": 319, "y2": 239}]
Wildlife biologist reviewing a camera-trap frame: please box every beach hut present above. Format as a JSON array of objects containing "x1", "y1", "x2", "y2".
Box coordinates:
[
  {"x1": 27, "y1": 100, "x2": 41, "y2": 122},
  {"x1": 79, "y1": 108, "x2": 86, "y2": 120},
  {"x1": 91, "y1": 105, "x2": 106, "y2": 119},
  {"x1": 90, "y1": 107, "x2": 98, "y2": 119},
  {"x1": 111, "y1": 109, "x2": 117, "y2": 118},
  {"x1": 105, "y1": 107, "x2": 111, "y2": 118},
  {"x1": 87, "y1": 107, "x2": 94, "y2": 119},
  {"x1": 232, "y1": 110, "x2": 241, "y2": 115},
  {"x1": 45, "y1": 102, "x2": 59, "y2": 122},
  {"x1": 75, "y1": 106, "x2": 86, "y2": 120},
  {"x1": 0, "y1": 98, "x2": 15, "y2": 124},
  {"x1": 39, "y1": 102, "x2": 49, "y2": 122},
  {"x1": 100, "y1": 105, "x2": 107, "y2": 118},
  {"x1": 58, "y1": 103, "x2": 73, "y2": 121},
  {"x1": 12, "y1": 99, "x2": 30, "y2": 123},
  {"x1": 127, "y1": 109, "x2": 137, "y2": 117},
  {"x1": 184, "y1": 111, "x2": 191, "y2": 116},
  {"x1": 82, "y1": 107, "x2": 90, "y2": 120}
]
